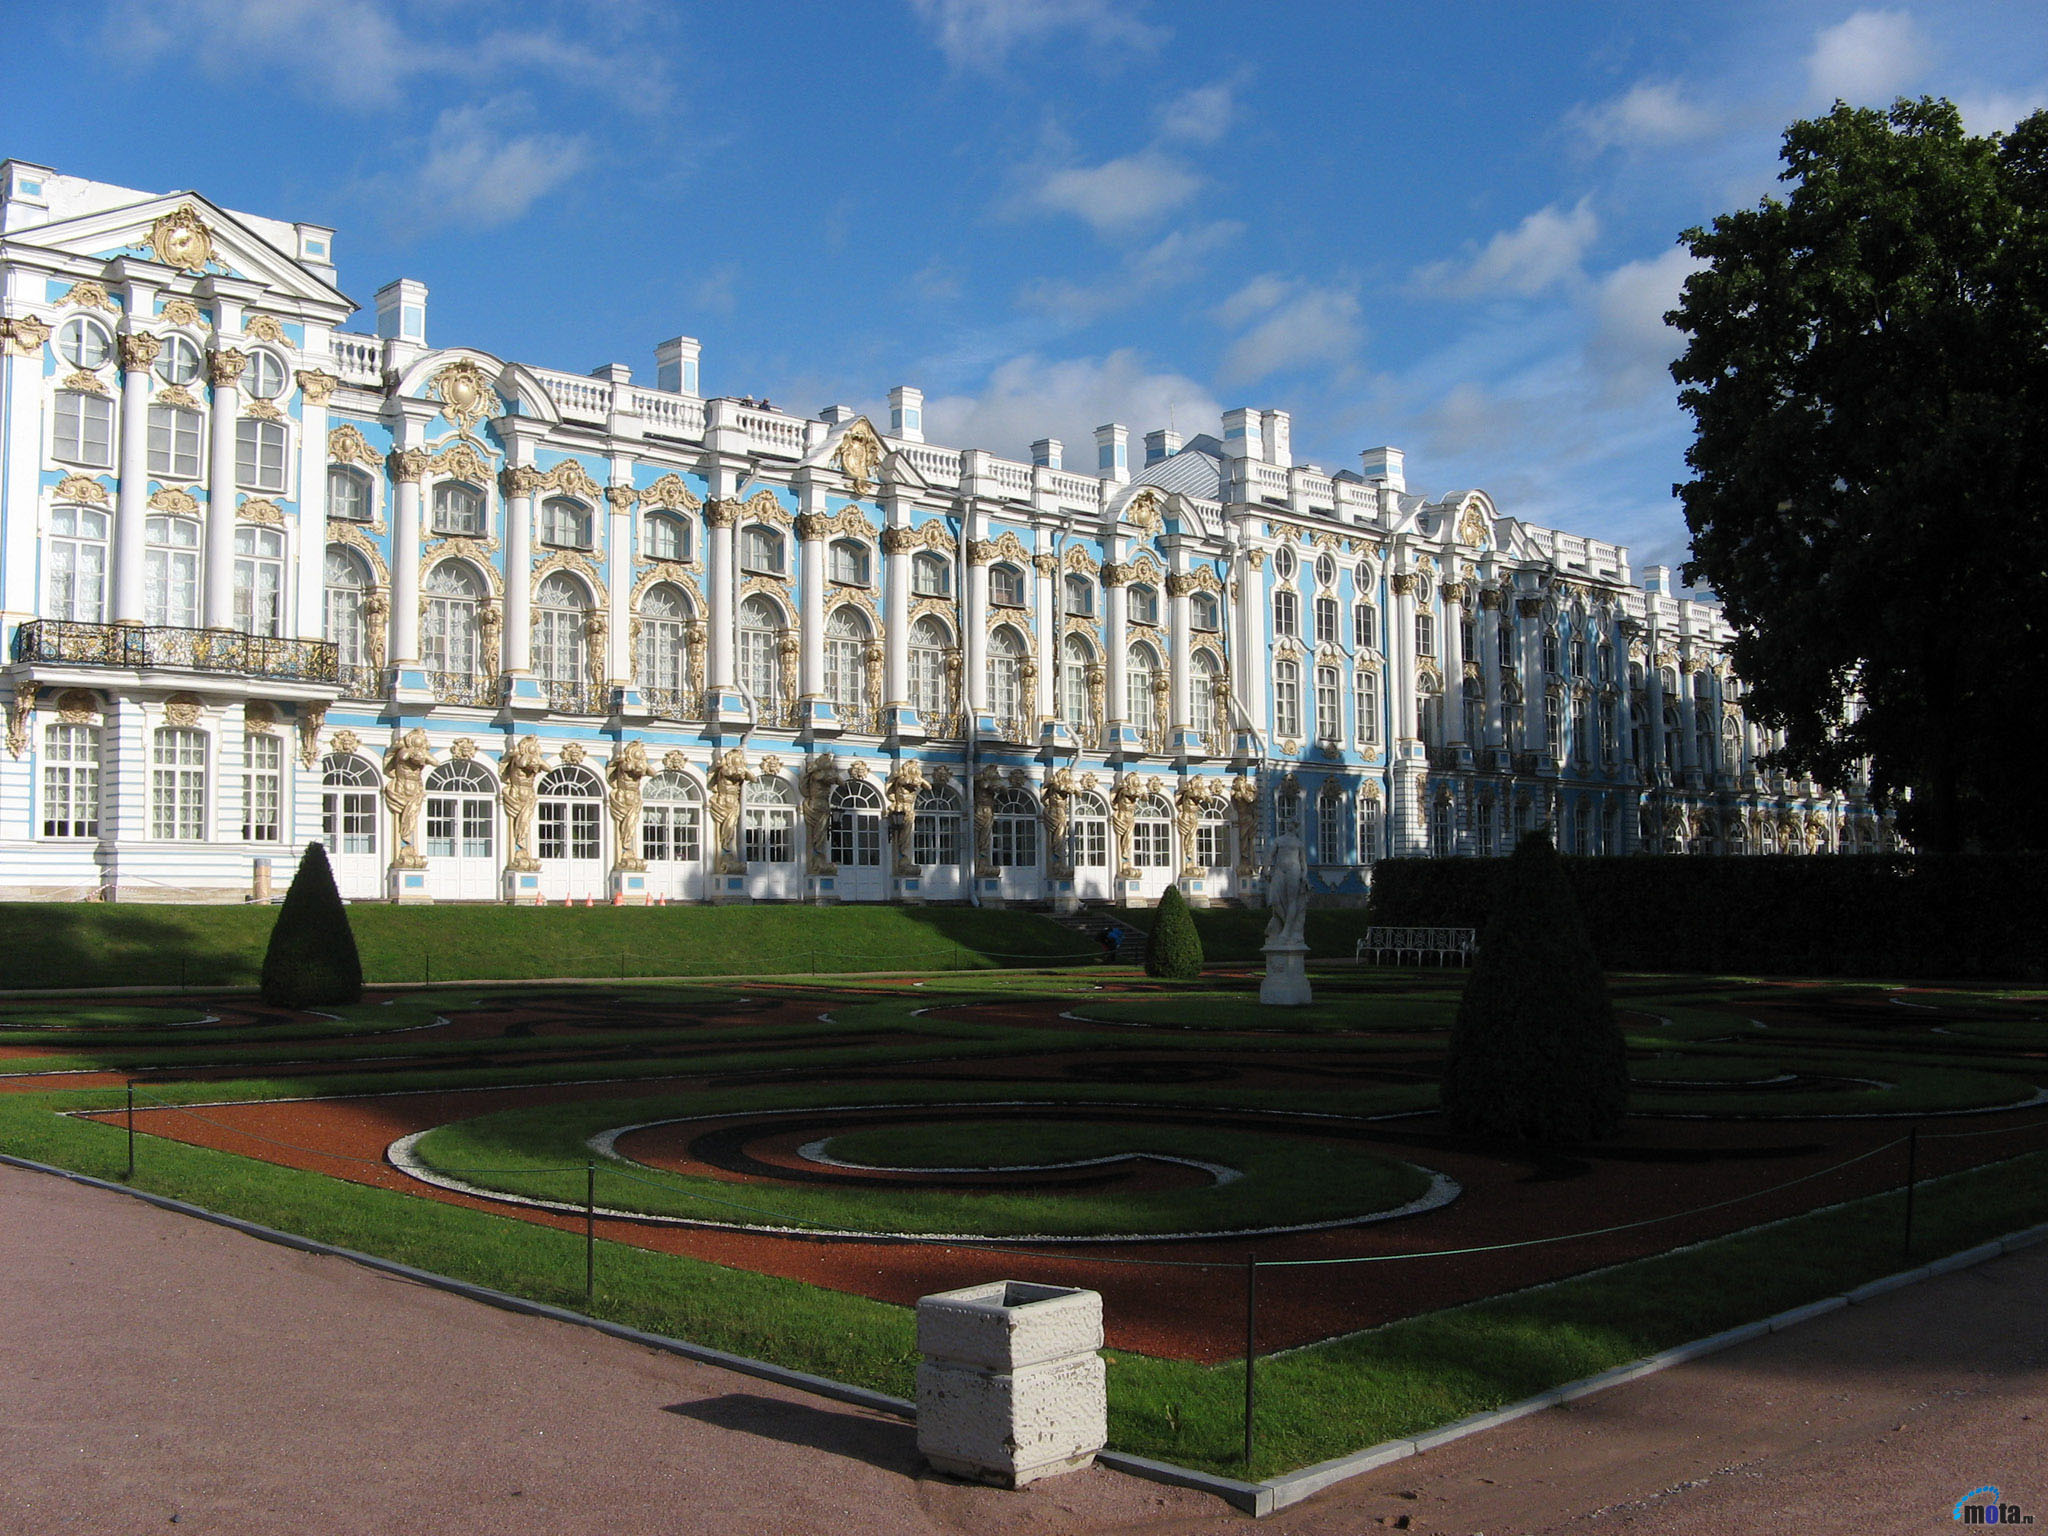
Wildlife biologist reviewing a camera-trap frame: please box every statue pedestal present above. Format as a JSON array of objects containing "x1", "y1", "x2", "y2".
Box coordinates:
[{"x1": 1259, "y1": 942, "x2": 1312, "y2": 1007}]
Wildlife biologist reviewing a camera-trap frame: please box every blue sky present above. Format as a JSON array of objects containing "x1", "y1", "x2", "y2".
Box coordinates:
[{"x1": 6, "y1": 0, "x2": 2045, "y2": 578}]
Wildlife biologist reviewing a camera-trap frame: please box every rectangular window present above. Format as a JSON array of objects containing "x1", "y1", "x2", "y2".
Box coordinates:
[
  {"x1": 235, "y1": 418, "x2": 288, "y2": 492},
  {"x1": 912, "y1": 812, "x2": 959, "y2": 866},
  {"x1": 426, "y1": 799, "x2": 458, "y2": 859},
  {"x1": 1074, "y1": 818, "x2": 1107, "y2": 868},
  {"x1": 1274, "y1": 666, "x2": 1301, "y2": 739},
  {"x1": 148, "y1": 406, "x2": 203, "y2": 479},
  {"x1": 1316, "y1": 668, "x2": 1341, "y2": 743},
  {"x1": 1353, "y1": 603, "x2": 1376, "y2": 650},
  {"x1": 744, "y1": 810, "x2": 794, "y2": 864},
  {"x1": 42, "y1": 724, "x2": 100, "y2": 839},
  {"x1": 150, "y1": 728, "x2": 207, "y2": 841},
  {"x1": 241, "y1": 733, "x2": 282, "y2": 842},
  {"x1": 54, "y1": 392, "x2": 115, "y2": 467},
  {"x1": 1196, "y1": 820, "x2": 1228, "y2": 869},
  {"x1": 326, "y1": 788, "x2": 377, "y2": 857},
  {"x1": 1318, "y1": 797, "x2": 1345, "y2": 862},
  {"x1": 991, "y1": 816, "x2": 1036, "y2": 869},
  {"x1": 1314, "y1": 597, "x2": 1340, "y2": 646},
  {"x1": 1132, "y1": 820, "x2": 1170, "y2": 867},
  {"x1": 1273, "y1": 590, "x2": 1299, "y2": 637},
  {"x1": 1354, "y1": 672, "x2": 1380, "y2": 745},
  {"x1": 1416, "y1": 611, "x2": 1437, "y2": 657}
]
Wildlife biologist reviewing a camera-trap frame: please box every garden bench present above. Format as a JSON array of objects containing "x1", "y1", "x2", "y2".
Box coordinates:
[{"x1": 1354, "y1": 926, "x2": 1478, "y2": 967}]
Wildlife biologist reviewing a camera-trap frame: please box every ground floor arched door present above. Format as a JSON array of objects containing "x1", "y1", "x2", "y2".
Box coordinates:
[
  {"x1": 990, "y1": 788, "x2": 1042, "y2": 902},
  {"x1": 537, "y1": 764, "x2": 605, "y2": 901},
  {"x1": 320, "y1": 752, "x2": 382, "y2": 900},
  {"x1": 828, "y1": 780, "x2": 887, "y2": 901},
  {"x1": 1127, "y1": 793, "x2": 1175, "y2": 903},
  {"x1": 424, "y1": 759, "x2": 499, "y2": 901},
  {"x1": 1069, "y1": 791, "x2": 1112, "y2": 903},
  {"x1": 744, "y1": 777, "x2": 802, "y2": 900},
  {"x1": 639, "y1": 772, "x2": 706, "y2": 902}
]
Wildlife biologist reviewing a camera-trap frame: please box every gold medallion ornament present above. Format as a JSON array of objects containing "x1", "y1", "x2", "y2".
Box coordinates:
[
  {"x1": 832, "y1": 418, "x2": 885, "y2": 496},
  {"x1": 58, "y1": 282, "x2": 116, "y2": 313},
  {"x1": 148, "y1": 207, "x2": 217, "y2": 273},
  {"x1": 54, "y1": 474, "x2": 110, "y2": 506},
  {"x1": 0, "y1": 316, "x2": 51, "y2": 356},
  {"x1": 428, "y1": 359, "x2": 499, "y2": 437},
  {"x1": 160, "y1": 297, "x2": 205, "y2": 329},
  {"x1": 244, "y1": 316, "x2": 286, "y2": 345}
]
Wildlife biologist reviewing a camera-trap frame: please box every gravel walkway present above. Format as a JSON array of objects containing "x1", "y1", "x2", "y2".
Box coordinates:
[{"x1": 2, "y1": 1160, "x2": 2041, "y2": 1534}]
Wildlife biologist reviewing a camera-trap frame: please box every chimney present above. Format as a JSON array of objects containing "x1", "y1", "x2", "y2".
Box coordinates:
[
  {"x1": 1358, "y1": 446, "x2": 1405, "y2": 493},
  {"x1": 1095, "y1": 423, "x2": 1129, "y2": 482},
  {"x1": 1264, "y1": 410, "x2": 1292, "y2": 468},
  {"x1": 1222, "y1": 407, "x2": 1264, "y2": 461},
  {"x1": 1, "y1": 160, "x2": 54, "y2": 233},
  {"x1": 889, "y1": 385, "x2": 924, "y2": 443},
  {"x1": 1143, "y1": 428, "x2": 1182, "y2": 466},
  {"x1": 654, "y1": 336, "x2": 700, "y2": 396},
  {"x1": 818, "y1": 404, "x2": 858, "y2": 425},
  {"x1": 374, "y1": 278, "x2": 428, "y2": 345},
  {"x1": 590, "y1": 363, "x2": 632, "y2": 385},
  {"x1": 1031, "y1": 438, "x2": 1063, "y2": 470},
  {"x1": 1644, "y1": 565, "x2": 1671, "y2": 596}
]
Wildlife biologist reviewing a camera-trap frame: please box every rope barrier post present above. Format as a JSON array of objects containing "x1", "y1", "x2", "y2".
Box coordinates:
[
  {"x1": 1243, "y1": 1254, "x2": 1258, "y2": 1471},
  {"x1": 585, "y1": 1161, "x2": 596, "y2": 1306},
  {"x1": 1902, "y1": 1123, "x2": 1920, "y2": 1263},
  {"x1": 125, "y1": 1080, "x2": 135, "y2": 1180}
]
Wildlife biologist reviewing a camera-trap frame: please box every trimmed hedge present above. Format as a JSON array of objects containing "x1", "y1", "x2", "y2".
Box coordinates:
[
  {"x1": 261, "y1": 843, "x2": 364, "y2": 1007},
  {"x1": 1366, "y1": 853, "x2": 2048, "y2": 978},
  {"x1": 1144, "y1": 886, "x2": 1205, "y2": 980}
]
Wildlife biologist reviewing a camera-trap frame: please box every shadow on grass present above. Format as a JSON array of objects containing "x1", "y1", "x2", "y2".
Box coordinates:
[{"x1": 2, "y1": 903, "x2": 272, "y2": 991}]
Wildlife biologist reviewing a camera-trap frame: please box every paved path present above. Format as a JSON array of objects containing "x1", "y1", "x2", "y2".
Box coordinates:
[{"x1": 2, "y1": 1161, "x2": 2042, "y2": 1534}]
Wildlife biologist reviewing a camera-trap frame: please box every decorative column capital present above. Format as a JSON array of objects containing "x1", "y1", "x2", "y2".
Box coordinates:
[
  {"x1": 1476, "y1": 585, "x2": 1503, "y2": 610},
  {"x1": 295, "y1": 369, "x2": 340, "y2": 405},
  {"x1": 1032, "y1": 552, "x2": 1059, "y2": 576},
  {"x1": 207, "y1": 346, "x2": 247, "y2": 386},
  {"x1": 0, "y1": 315, "x2": 52, "y2": 356},
  {"x1": 881, "y1": 525, "x2": 919, "y2": 555},
  {"x1": 1440, "y1": 580, "x2": 1468, "y2": 606},
  {"x1": 795, "y1": 511, "x2": 831, "y2": 542},
  {"x1": 1101, "y1": 561, "x2": 1132, "y2": 587},
  {"x1": 1390, "y1": 572, "x2": 1416, "y2": 597},
  {"x1": 605, "y1": 483, "x2": 638, "y2": 515},
  {"x1": 389, "y1": 448, "x2": 432, "y2": 484},
  {"x1": 1516, "y1": 595, "x2": 1546, "y2": 618},
  {"x1": 704, "y1": 496, "x2": 743, "y2": 529},
  {"x1": 967, "y1": 538, "x2": 998, "y2": 566},
  {"x1": 119, "y1": 332, "x2": 163, "y2": 372},
  {"x1": 499, "y1": 464, "x2": 545, "y2": 497}
]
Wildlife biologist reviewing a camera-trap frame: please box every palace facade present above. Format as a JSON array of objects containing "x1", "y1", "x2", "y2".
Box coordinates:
[{"x1": 0, "y1": 164, "x2": 1883, "y2": 906}]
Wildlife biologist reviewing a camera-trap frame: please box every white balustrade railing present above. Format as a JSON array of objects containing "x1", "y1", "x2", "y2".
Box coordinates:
[
  {"x1": 530, "y1": 368, "x2": 614, "y2": 423},
  {"x1": 1042, "y1": 470, "x2": 1102, "y2": 509},
  {"x1": 738, "y1": 408, "x2": 806, "y2": 456},
  {"x1": 331, "y1": 334, "x2": 383, "y2": 385},
  {"x1": 630, "y1": 390, "x2": 705, "y2": 439},
  {"x1": 901, "y1": 444, "x2": 962, "y2": 485},
  {"x1": 986, "y1": 459, "x2": 1032, "y2": 495}
]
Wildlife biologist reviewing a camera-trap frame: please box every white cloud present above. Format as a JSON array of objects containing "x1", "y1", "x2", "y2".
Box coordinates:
[
  {"x1": 1027, "y1": 150, "x2": 1202, "y2": 235},
  {"x1": 907, "y1": 0, "x2": 1164, "y2": 69},
  {"x1": 921, "y1": 349, "x2": 1221, "y2": 464},
  {"x1": 1215, "y1": 276, "x2": 1363, "y2": 384},
  {"x1": 380, "y1": 106, "x2": 589, "y2": 233},
  {"x1": 1413, "y1": 198, "x2": 1599, "y2": 300},
  {"x1": 1956, "y1": 86, "x2": 2048, "y2": 133},
  {"x1": 1807, "y1": 10, "x2": 1927, "y2": 104},
  {"x1": 693, "y1": 266, "x2": 741, "y2": 315},
  {"x1": 1018, "y1": 220, "x2": 1242, "y2": 323},
  {"x1": 1587, "y1": 247, "x2": 1706, "y2": 403},
  {"x1": 1570, "y1": 80, "x2": 1718, "y2": 152},
  {"x1": 1158, "y1": 79, "x2": 1238, "y2": 143}
]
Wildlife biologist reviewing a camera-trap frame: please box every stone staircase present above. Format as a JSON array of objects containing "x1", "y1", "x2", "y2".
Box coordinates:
[{"x1": 1046, "y1": 904, "x2": 1151, "y2": 967}]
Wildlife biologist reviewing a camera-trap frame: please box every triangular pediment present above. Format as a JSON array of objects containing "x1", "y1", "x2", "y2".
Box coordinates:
[{"x1": 0, "y1": 190, "x2": 353, "y2": 319}]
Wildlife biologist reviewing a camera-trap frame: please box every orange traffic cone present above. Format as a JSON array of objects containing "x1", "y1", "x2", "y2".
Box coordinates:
[
  {"x1": 561, "y1": 894, "x2": 571, "y2": 907},
  {"x1": 583, "y1": 895, "x2": 594, "y2": 908}
]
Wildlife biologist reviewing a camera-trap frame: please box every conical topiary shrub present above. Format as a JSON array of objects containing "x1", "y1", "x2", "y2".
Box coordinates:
[
  {"x1": 1144, "y1": 885, "x2": 1205, "y2": 980},
  {"x1": 1440, "y1": 828, "x2": 1628, "y2": 1143},
  {"x1": 260, "y1": 841, "x2": 364, "y2": 1009}
]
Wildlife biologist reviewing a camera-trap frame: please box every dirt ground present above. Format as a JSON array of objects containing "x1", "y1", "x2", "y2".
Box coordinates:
[{"x1": 2, "y1": 1159, "x2": 2041, "y2": 1536}]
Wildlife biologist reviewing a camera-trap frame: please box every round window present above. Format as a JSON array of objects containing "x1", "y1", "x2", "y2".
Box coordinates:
[
  {"x1": 1316, "y1": 552, "x2": 1337, "y2": 587},
  {"x1": 154, "y1": 334, "x2": 203, "y2": 386},
  {"x1": 244, "y1": 350, "x2": 288, "y2": 400},
  {"x1": 1273, "y1": 545, "x2": 1296, "y2": 580},
  {"x1": 1355, "y1": 559, "x2": 1373, "y2": 589},
  {"x1": 56, "y1": 317, "x2": 112, "y2": 370}
]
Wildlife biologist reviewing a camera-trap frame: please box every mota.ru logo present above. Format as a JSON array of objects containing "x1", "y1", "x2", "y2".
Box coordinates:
[{"x1": 1955, "y1": 1487, "x2": 2035, "y2": 1525}]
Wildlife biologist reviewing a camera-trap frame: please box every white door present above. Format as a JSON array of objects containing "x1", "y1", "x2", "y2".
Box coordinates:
[
  {"x1": 319, "y1": 753, "x2": 382, "y2": 900},
  {"x1": 1070, "y1": 794, "x2": 1112, "y2": 903},
  {"x1": 424, "y1": 760, "x2": 500, "y2": 901},
  {"x1": 991, "y1": 788, "x2": 1043, "y2": 902},
  {"x1": 537, "y1": 765, "x2": 606, "y2": 901},
  {"x1": 828, "y1": 781, "x2": 887, "y2": 901},
  {"x1": 640, "y1": 772, "x2": 706, "y2": 902},
  {"x1": 744, "y1": 778, "x2": 802, "y2": 900}
]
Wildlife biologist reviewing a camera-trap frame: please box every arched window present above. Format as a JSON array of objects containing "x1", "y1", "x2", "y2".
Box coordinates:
[
  {"x1": 1273, "y1": 588, "x2": 1300, "y2": 637},
  {"x1": 1191, "y1": 591, "x2": 1221, "y2": 631},
  {"x1": 54, "y1": 391, "x2": 115, "y2": 467},
  {"x1": 150, "y1": 726, "x2": 207, "y2": 841},
  {"x1": 537, "y1": 764, "x2": 602, "y2": 861},
  {"x1": 744, "y1": 776, "x2": 796, "y2": 863},
  {"x1": 42, "y1": 722, "x2": 100, "y2": 839},
  {"x1": 1354, "y1": 670, "x2": 1380, "y2": 746},
  {"x1": 235, "y1": 418, "x2": 288, "y2": 493},
  {"x1": 433, "y1": 481, "x2": 486, "y2": 536},
  {"x1": 641, "y1": 773, "x2": 702, "y2": 864},
  {"x1": 912, "y1": 551, "x2": 950, "y2": 597},
  {"x1": 991, "y1": 787, "x2": 1039, "y2": 867},
  {"x1": 1274, "y1": 659, "x2": 1302, "y2": 739},
  {"x1": 148, "y1": 403, "x2": 202, "y2": 479},
  {"x1": 144, "y1": 515, "x2": 201, "y2": 628},
  {"x1": 825, "y1": 606, "x2": 870, "y2": 717},
  {"x1": 1061, "y1": 634, "x2": 1095, "y2": 739},
  {"x1": 328, "y1": 466, "x2": 373, "y2": 523},
  {"x1": 1357, "y1": 795, "x2": 1384, "y2": 866},
  {"x1": 48, "y1": 506, "x2": 108, "y2": 623},
  {"x1": 1063, "y1": 573, "x2": 1095, "y2": 617},
  {"x1": 989, "y1": 563, "x2": 1026, "y2": 607},
  {"x1": 541, "y1": 497, "x2": 592, "y2": 550},
  {"x1": 912, "y1": 784, "x2": 961, "y2": 865},
  {"x1": 244, "y1": 350, "x2": 289, "y2": 400},
  {"x1": 1661, "y1": 700, "x2": 1682, "y2": 772},
  {"x1": 910, "y1": 616, "x2": 954, "y2": 726},
  {"x1": 1128, "y1": 583, "x2": 1159, "y2": 625},
  {"x1": 1071, "y1": 791, "x2": 1109, "y2": 868},
  {"x1": 1127, "y1": 641, "x2": 1162, "y2": 737},
  {"x1": 1419, "y1": 687, "x2": 1444, "y2": 750},
  {"x1": 1722, "y1": 715, "x2": 1742, "y2": 776},
  {"x1": 1318, "y1": 783, "x2": 1348, "y2": 862},
  {"x1": 1197, "y1": 800, "x2": 1232, "y2": 869},
  {"x1": 828, "y1": 539, "x2": 870, "y2": 586},
  {"x1": 987, "y1": 625, "x2": 1027, "y2": 730},
  {"x1": 741, "y1": 524, "x2": 785, "y2": 575},
  {"x1": 423, "y1": 562, "x2": 484, "y2": 676},
  {"x1": 425, "y1": 760, "x2": 495, "y2": 859},
  {"x1": 637, "y1": 583, "x2": 693, "y2": 709},
  {"x1": 534, "y1": 573, "x2": 592, "y2": 702},
  {"x1": 644, "y1": 511, "x2": 689, "y2": 562},
  {"x1": 1315, "y1": 665, "x2": 1341, "y2": 744},
  {"x1": 233, "y1": 524, "x2": 285, "y2": 637},
  {"x1": 1191, "y1": 650, "x2": 1222, "y2": 746},
  {"x1": 324, "y1": 547, "x2": 370, "y2": 687},
  {"x1": 738, "y1": 595, "x2": 785, "y2": 712},
  {"x1": 1131, "y1": 794, "x2": 1172, "y2": 867},
  {"x1": 828, "y1": 779, "x2": 883, "y2": 866},
  {"x1": 321, "y1": 754, "x2": 378, "y2": 857}
]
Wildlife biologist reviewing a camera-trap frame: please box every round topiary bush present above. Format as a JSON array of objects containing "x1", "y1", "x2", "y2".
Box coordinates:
[
  {"x1": 260, "y1": 841, "x2": 365, "y2": 1009},
  {"x1": 1144, "y1": 885, "x2": 1205, "y2": 980},
  {"x1": 1440, "y1": 828, "x2": 1627, "y2": 1142}
]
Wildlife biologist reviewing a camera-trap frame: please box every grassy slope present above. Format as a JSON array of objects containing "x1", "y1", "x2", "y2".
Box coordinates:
[
  {"x1": 0, "y1": 903, "x2": 1092, "y2": 989},
  {"x1": 1107, "y1": 905, "x2": 1383, "y2": 963}
]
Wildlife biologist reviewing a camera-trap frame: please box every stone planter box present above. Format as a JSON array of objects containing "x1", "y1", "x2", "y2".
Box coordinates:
[{"x1": 915, "y1": 1281, "x2": 1106, "y2": 1488}]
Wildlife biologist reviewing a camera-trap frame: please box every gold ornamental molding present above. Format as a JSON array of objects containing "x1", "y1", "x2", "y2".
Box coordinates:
[
  {"x1": 245, "y1": 316, "x2": 287, "y2": 345},
  {"x1": 327, "y1": 521, "x2": 391, "y2": 586},
  {"x1": 743, "y1": 486, "x2": 794, "y2": 527},
  {"x1": 7, "y1": 685, "x2": 38, "y2": 758},
  {"x1": 208, "y1": 347, "x2": 248, "y2": 386},
  {"x1": 882, "y1": 520, "x2": 956, "y2": 556},
  {"x1": 421, "y1": 538, "x2": 504, "y2": 596},
  {"x1": 243, "y1": 400, "x2": 285, "y2": 422},
  {"x1": 56, "y1": 688, "x2": 101, "y2": 724},
  {"x1": 155, "y1": 384, "x2": 200, "y2": 411},
  {"x1": 1062, "y1": 545, "x2": 1100, "y2": 576},
  {"x1": 147, "y1": 487, "x2": 202, "y2": 518},
  {"x1": 535, "y1": 456, "x2": 603, "y2": 503},
  {"x1": 703, "y1": 496, "x2": 742, "y2": 529},
  {"x1": 531, "y1": 549, "x2": 608, "y2": 609},
  {"x1": 431, "y1": 439, "x2": 496, "y2": 488},
  {"x1": 908, "y1": 597, "x2": 958, "y2": 636},
  {"x1": 296, "y1": 369, "x2": 339, "y2": 405},
  {"x1": 428, "y1": 358, "x2": 499, "y2": 437},
  {"x1": 148, "y1": 207, "x2": 217, "y2": 273},
  {"x1": 629, "y1": 564, "x2": 705, "y2": 615},
  {"x1": 832, "y1": 417, "x2": 885, "y2": 496},
  {"x1": 0, "y1": 315, "x2": 52, "y2": 356},
  {"x1": 638, "y1": 472, "x2": 702, "y2": 512},
  {"x1": 606, "y1": 484, "x2": 637, "y2": 515},
  {"x1": 1122, "y1": 487, "x2": 1163, "y2": 534},
  {"x1": 237, "y1": 498, "x2": 286, "y2": 527},
  {"x1": 53, "y1": 473, "x2": 111, "y2": 506},
  {"x1": 797, "y1": 504, "x2": 879, "y2": 542},
  {"x1": 118, "y1": 333, "x2": 162, "y2": 372},
  {"x1": 162, "y1": 692, "x2": 207, "y2": 728},
  {"x1": 329, "y1": 424, "x2": 381, "y2": 469},
  {"x1": 244, "y1": 700, "x2": 279, "y2": 734},
  {"x1": 160, "y1": 297, "x2": 205, "y2": 329},
  {"x1": 57, "y1": 281, "x2": 116, "y2": 313},
  {"x1": 737, "y1": 575, "x2": 793, "y2": 617}
]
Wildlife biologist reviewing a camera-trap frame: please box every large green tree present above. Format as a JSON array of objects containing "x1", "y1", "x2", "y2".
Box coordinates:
[{"x1": 1669, "y1": 98, "x2": 2048, "y2": 852}]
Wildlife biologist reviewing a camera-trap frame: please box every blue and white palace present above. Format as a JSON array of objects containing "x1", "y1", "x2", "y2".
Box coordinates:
[{"x1": 0, "y1": 165, "x2": 1885, "y2": 906}]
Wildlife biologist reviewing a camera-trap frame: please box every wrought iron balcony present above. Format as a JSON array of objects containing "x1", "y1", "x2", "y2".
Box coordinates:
[
  {"x1": 430, "y1": 670, "x2": 498, "y2": 707},
  {"x1": 12, "y1": 619, "x2": 338, "y2": 684},
  {"x1": 339, "y1": 663, "x2": 382, "y2": 700},
  {"x1": 641, "y1": 686, "x2": 704, "y2": 723},
  {"x1": 543, "y1": 680, "x2": 610, "y2": 715}
]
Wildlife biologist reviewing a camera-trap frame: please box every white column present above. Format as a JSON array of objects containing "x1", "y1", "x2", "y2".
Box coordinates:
[
  {"x1": 293, "y1": 370, "x2": 336, "y2": 640},
  {"x1": 797, "y1": 510, "x2": 826, "y2": 708},
  {"x1": 1391, "y1": 573, "x2": 1418, "y2": 742},
  {"x1": 1236, "y1": 548, "x2": 1268, "y2": 739},
  {"x1": 111, "y1": 337, "x2": 156, "y2": 625},
  {"x1": 706, "y1": 499, "x2": 737, "y2": 694},
  {"x1": 964, "y1": 532, "x2": 990, "y2": 717},
  {"x1": 1167, "y1": 562, "x2": 1193, "y2": 743},
  {"x1": 1441, "y1": 583, "x2": 1467, "y2": 745},
  {"x1": 1103, "y1": 560, "x2": 1129, "y2": 736},
  {"x1": 501, "y1": 462, "x2": 537, "y2": 677},
  {"x1": 202, "y1": 345, "x2": 244, "y2": 630},
  {"x1": 1032, "y1": 551, "x2": 1057, "y2": 728},
  {"x1": 1517, "y1": 596, "x2": 1545, "y2": 753},
  {"x1": 1677, "y1": 661, "x2": 1700, "y2": 779},
  {"x1": 882, "y1": 520, "x2": 911, "y2": 719},
  {"x1": 388, "y1": 443, "x2": 425, "y2": 667},
  {"x1": 606, "y1": 480, "x2": 633, "y2": 687},
  {"x1": 1480, "y1": 589, "x2": 1505, "y2": 750},
  {"x1": 1645, "y1": 638, "x2": 1668, "y2": 782}
]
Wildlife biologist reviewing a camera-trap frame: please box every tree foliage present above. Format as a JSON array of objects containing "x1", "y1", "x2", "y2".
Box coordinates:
[
  {"x1": 1669, "y1": 98, "x2": 2048, "y2": 851},
  {"x1": 260, "y1": 841, "x2": 364, "y2": 1008},
  {"x1": 1144, "y1": 885, "x2": 1205, "y2": 980},
  {"x1": 1440, "y1": 831, "x2": 1628, "y2": 1143}
]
